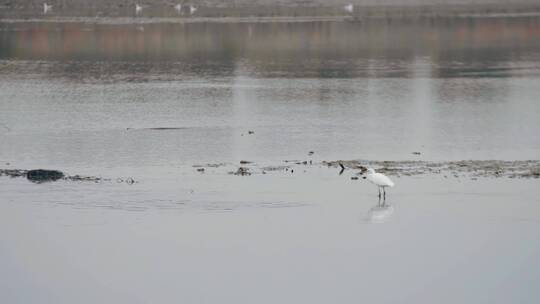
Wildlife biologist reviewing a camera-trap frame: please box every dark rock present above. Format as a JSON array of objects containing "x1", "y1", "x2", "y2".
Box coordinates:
[{"x1": 26, "y1": 169, "x2": 64, "y2": 183}]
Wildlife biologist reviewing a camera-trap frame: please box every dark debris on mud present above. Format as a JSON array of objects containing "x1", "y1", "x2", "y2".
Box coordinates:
[
  {"x1": 0, "y1": 168, "x2": 138, "y2": 184},
  {"x1": 230, "y1": 167, "x2": 252, "y2": 176}
]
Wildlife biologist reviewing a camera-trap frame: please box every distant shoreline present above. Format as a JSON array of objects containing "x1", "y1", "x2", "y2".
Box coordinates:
[
  {"x1": 2, "y1": 11, "x2": 540, "y2": 24},
  {"x1": 2, "y1": 1, "x2": 540, "y2": 22}
]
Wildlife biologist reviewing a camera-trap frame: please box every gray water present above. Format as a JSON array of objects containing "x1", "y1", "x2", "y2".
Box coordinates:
[
  {"x1": 1, "y1": 18, "x2": 540, "y2": 172},
  {"x1": 1, "y1": 16, "x2": 540, "y2": 304}
]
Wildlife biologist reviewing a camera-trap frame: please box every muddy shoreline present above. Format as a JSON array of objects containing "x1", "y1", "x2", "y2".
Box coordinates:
[
  {"x1": 2, "y1": 160, "x2": 539, "y2": 183},
  {"x1": 223, "y1": 159, "x2": 540, "y2": 179},
  {"x1": 325, "y1": 160, "x2": 540, "y2": 179}
]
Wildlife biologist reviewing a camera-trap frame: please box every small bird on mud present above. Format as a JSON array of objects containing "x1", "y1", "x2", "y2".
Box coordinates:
[
  {"x1": 43, "y1": 3, "x2": 52, "y2": 14},
  {"x1": 174, "y1": 3, "x2": 182, "y2": 12},
  {"x1": 364, "y1": 168, "x2": 394, "y2": 199},
  {"x1": 135, "y1": 4, "x2": 143, "y2": 14}
]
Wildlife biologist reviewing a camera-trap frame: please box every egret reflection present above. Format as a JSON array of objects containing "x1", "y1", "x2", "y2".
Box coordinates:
[{"x1": 366, "y1": 197, "x2": 394, "y2": 224}]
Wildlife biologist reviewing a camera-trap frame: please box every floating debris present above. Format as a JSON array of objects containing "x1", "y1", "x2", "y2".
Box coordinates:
[
  {"x1": 240, "y1": 160, "x2": 252, "y2": 164},
  {"x1": 308, "y1": 151, "x2": 314, "y2": 156},
  {"x1": 284, "y1": 160, "x2": 302, "y2": 163},
  {"x1": 261, "y1": 165, "x2": 289, "y2": 172},
  {"x1": 339, "y1": 163, "x2": 345, "y2": 175},
  {"x1": 0, "y1": 169, "x2": 26, "y2": 178},
  {"x1": 67, "y1": 175, "x2": 105, "y2": 183},
  {"x1": 193, "y1": 163, "x2": 226, "y2": 168},
  {"x1": 127, "y1": 127, "x2": 187, "y2": 131},
  {"x1": 196, "y1": 168, "x2": 205, "y2": 173},
  {"x1": 230, "y1": 167, "x2": 251, "y2": 176},
  {"x1": 412, "y1": 152, "x2": 421, "y2": 155},
  {"x1": 1, "y1": 168, "x2": 113, "y2": 184},
  {"x1": 248, "y1": 130, "x2": 254, "y2": 134}
]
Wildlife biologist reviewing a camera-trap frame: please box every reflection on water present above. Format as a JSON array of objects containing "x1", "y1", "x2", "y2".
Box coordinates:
[
  {"x1": 366, "y1": 197, "x2": 394, "y2": 223},
  {"x1": 1, "y1": 17, "x2": 540, "y2": 168},
  {"x1": 1, "y1": 17, "x2": 540, "y2": 79}
]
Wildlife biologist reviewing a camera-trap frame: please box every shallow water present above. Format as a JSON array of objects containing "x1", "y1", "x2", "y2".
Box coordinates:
[
  {"x1": 2, "y1": 173, "x2": 540, "y2": 303},
  {"x1": 1, "y1": 17, "x2": 540, "y2": 172},
  {"x1": 1, "y1": 15, "x2": 540, "y2": 303}
]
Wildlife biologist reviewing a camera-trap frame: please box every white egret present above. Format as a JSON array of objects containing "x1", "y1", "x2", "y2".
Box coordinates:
[
  {"x1": 135, "y1": 4, "x2": 143, "y2": 14},
  {"x1": 189, "y1": 5, "x2": 197, "y2": 15},
  {"x1": 174, "y1": 3, "x2": 182, "y2": 12},
  {"x1": 344, "y1": 4, "x2": 353, "y2": 13},
  {"x1": 43, "y1": 3, "x2": 52, "y2": 14},
  {"x1": 364, "y1": 168, "x2": 394, "y2": 199}
]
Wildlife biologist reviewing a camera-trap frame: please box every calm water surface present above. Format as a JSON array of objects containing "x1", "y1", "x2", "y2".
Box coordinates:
[
  {"x1": 1, "y1": 16, "x2": 540, "y2": 304},
  {"x1": 1, "y1": 18, "x2": 540, "y2": 171}
]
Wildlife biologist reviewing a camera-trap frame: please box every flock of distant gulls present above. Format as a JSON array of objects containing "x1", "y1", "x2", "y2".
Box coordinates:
[
  {"x1": 41, "y1": 3, "x2": 199, "y2": 15},
  {"x1": 41, "y1": 2, "x2": 355, "y2": 15}
]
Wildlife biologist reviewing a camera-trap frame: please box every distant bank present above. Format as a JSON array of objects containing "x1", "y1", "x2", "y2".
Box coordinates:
[{"x1": 2, "y1": 0, "x2": 540, "y2": 20}]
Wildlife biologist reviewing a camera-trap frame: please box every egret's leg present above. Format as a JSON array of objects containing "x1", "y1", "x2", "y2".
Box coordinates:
[
  {"x1": 383, "y1": 187, "x2": 386, "y2": 200},
  {"x1": 378, "y1": 187, "x2": 381, "y2": 198}
]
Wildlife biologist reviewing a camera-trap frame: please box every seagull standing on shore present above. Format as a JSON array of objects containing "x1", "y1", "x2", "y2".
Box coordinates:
[
  {"x1": 174, "y1": 3, "x2": 182, "y2": 13},
  {"x1": 135, "y1": 4, "x2": 143, "y2": 14},
  {"x1": 364, "y1": 168, "x2": 395, "y2": 199},
  {"x1": 43, "y1": 3, "x2": 52, "y2": 14}
]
